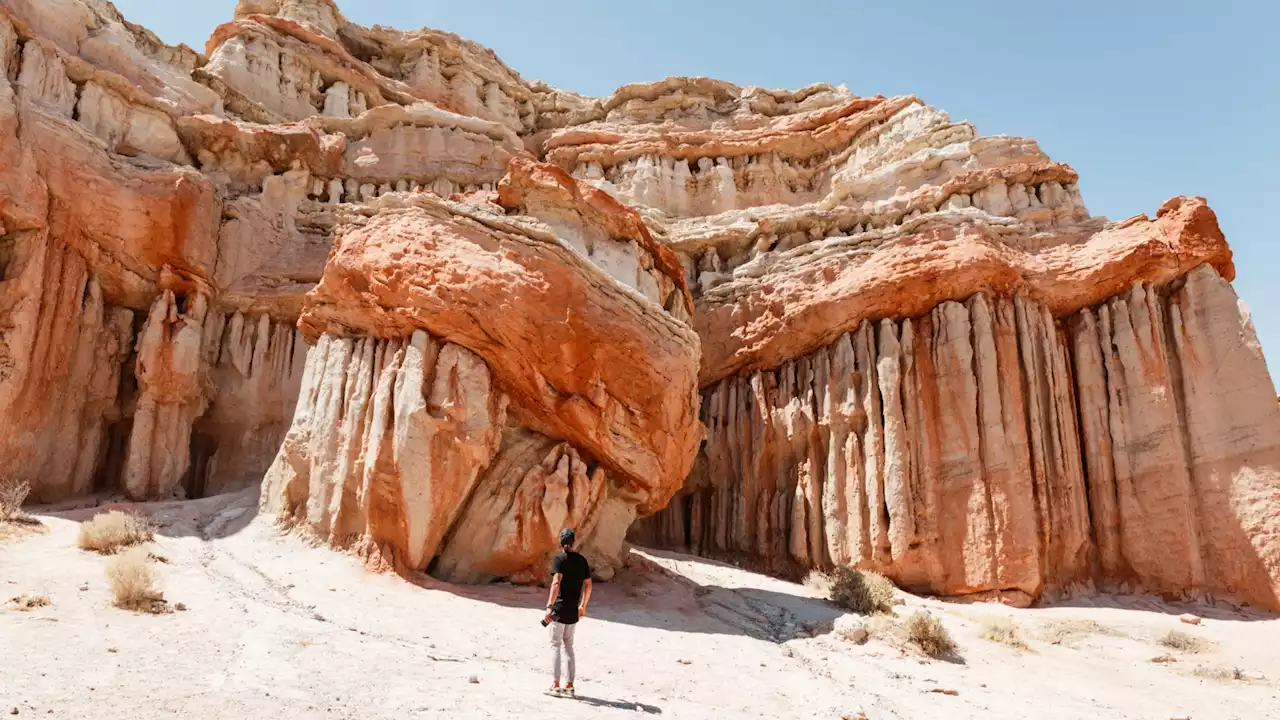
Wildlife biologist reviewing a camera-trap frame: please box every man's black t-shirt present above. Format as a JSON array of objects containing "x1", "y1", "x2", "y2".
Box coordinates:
[{"x1": 550, "y1": 551, "x2": 591, "y2": 624}]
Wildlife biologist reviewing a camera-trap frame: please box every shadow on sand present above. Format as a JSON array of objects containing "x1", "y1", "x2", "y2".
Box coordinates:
[
  {"x1": 38, "y1": 489, "x2": 1277, "y2": 634},
  {"x1": 413, "y1": 548, "x2": 849, "y2": 642},
  {"x1": 31, "y1": 485, "x2": 261, "y2": 542},
  {"x1": 568, "y1": 694, "x2": 662, "y2": 714},
  {"x1": 1036, "y1": 592, "x2": 1275, "y2": 623}
]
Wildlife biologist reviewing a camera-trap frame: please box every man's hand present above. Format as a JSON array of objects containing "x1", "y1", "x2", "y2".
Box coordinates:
[{"x1": 578, "y1": 604, "x2": 587, "y2": 618}]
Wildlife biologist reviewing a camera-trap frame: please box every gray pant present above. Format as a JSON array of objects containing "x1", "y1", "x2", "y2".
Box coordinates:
[{"x1": 549, "y1": 621, "x2": 577, "y2": 684}]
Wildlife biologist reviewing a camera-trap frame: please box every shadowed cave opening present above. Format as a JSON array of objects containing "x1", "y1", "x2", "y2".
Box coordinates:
[
  {"x1": 95, "y1": 420, "x2": 131, "y2": 495},
  {"x1": 184, "y1": 430, "x2": 219, "y2": 500}
]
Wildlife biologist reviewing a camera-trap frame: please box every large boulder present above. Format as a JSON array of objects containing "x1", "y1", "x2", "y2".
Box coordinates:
[{"x1": 261, "y1": 157, "x2": 702, "y2": 582}]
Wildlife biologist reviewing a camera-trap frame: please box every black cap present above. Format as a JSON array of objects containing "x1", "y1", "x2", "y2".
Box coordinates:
[{"x1": 559, "y1": 528, "x2": 576, "y2": 546}]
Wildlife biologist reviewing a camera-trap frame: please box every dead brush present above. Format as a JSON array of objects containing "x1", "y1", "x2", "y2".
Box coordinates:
[
  {"x1": 0, "y1": 478, "x2": 37, "y2": 524},
  {"x1": 7, "y1": 593, "x2": 51, "y2": 611},
  {"x1": 828, "y1": 566, "x2": 897, "y2": 615},
  {"x1": 803, "y1": 569, "x2": 833, "y2": 595},
  {"x1": 78, "y1": 510, "x2": 153, "y2": 554},
  {"x1": 106, "y1": 546, "x2": 170, "y2": 614},
  {"x1": 1159, "y1": 629, "x2": 1212, "y2": 654},
  {"x1": 980, "y1": 616, "x2": 1031, "y2": 651},
  {"x1": 1192, "y1": 664, "x2": 1243, "y2": 682},
  {"x1": 905, "y1": 611, "x2": 957, "y2": 658},
  {"x1": 1041, "y1": 618, "x2": 1122, "y2": 646}
]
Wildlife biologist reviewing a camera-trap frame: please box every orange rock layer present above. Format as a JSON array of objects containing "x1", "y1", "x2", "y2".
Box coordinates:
[
  {"x1": 697, "y1": 196, "x2": 1233, "y2": 385},
  {"x1": 297, "y1": 164, "x2": 700, "y2": 511}
]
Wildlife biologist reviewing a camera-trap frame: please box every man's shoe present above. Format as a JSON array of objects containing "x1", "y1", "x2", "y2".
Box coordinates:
[
  {"x1": 563, "y1": 684, "x2": 576, "y2": 697},
  {"x1": 543, "y1": 685, "x2": 563, "y2": 697}
]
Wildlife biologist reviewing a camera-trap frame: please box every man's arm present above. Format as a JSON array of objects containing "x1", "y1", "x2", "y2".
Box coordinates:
[
  {"x1": 579, "y1": 578, "x2": 592, "y2": 616},
  {"x1": 545, "y1": 574, "x2": 562, "y2": 617}
]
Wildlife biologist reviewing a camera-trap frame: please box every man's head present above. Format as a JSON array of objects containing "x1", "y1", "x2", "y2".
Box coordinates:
[{"x1": 559, "y1": 528, "x2": 576, "y2": 550}]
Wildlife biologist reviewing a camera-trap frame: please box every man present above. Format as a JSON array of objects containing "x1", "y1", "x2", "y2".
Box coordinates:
[{"x1": 543, "y1": 527, "x2": 592, "y2": 697}]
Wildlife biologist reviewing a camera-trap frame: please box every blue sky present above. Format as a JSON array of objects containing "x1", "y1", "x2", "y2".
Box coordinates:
[{"x1": 115, "y1": 0, "x2": 1280, "y2": 366}]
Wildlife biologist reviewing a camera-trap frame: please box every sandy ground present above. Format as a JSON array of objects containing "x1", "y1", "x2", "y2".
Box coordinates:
[{"x1": 3, "y1": 489, "x2": 1280, "y2": 719}]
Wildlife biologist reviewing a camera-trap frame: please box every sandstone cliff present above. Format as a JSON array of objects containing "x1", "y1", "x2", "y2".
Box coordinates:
[
  {"x1": 0, "y1": 0, "x2": 1276, "y2": 607},
  {"x1": 592, "y1": 83, "x2": 1280, "y2": 610}
]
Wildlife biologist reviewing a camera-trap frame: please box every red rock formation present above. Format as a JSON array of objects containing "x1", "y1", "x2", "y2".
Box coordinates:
[
  {"x1": 0, "y1": 3, "x2": 224, "y2": 503},
  {"x1": 262, "y1": 160, "x2": 701, "y2": 580},
  {"x1": 584, "y1": 83, "x2": 1280, "y2": 610},
  {"x1": 297, "y1": 169, "x2": 699, "y2": 499},
  {"x1": 1, "y1": 0, "x2": 1276, "y2": 605},
  {"x1": 695, "y1": 195, "x2": 1232, "y2": 385},
  {"x1": 0, "y1": 0, "x2": 532, "y2": 505}
]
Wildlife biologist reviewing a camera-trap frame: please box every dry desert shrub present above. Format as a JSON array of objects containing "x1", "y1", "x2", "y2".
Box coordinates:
[
  {"x1": 7, "y1": 593, "x2": 51, "y2": 611},
  {"x1": 0, "y1": 478, "x2": 34, "y2": 522},
  {"x1": 828, "y1": 566, "x2": 897, "y2": 615},
  {"x1": 866, "y1": 614, "x2": 904, "y2": 641},
  {"x1": 1192, "y1": 664, "x2": 1243, "y2": 682},
  {"x1": 1159, "y1": 629, "x2": 1211, "y2": 654},
  {"x1": 905, "y1": 611, "x2": 957, "y2": 658},
  {"x1": 803, "y1": 569, "x2": 833, "y2": 595},
  {"x1": 979, "y1": 616, "x2": 1030, "y2": 650},
  {"x1": 1041, "y1": 618, "x2": 1121, "y2": 646},
  {"x1": 79, "y1": 510, "x2": 153, "y2": 554},
  {"x1": 106, "y1": 547, "x2": 170, "y2": 614}
]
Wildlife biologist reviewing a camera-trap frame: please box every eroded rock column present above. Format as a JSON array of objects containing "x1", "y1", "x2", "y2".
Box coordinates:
[
  {"x1": 121, "y1": 291, "x2": 210, "y2": 500},
  {"x1": 1071, "y1": 265, "x2": 1280, "y2": 607},
  {"x1": 0, "y1": 232, "x2": 133, "y2": 502},
  {"x1": 193, "y1": 311, "x2": 308, "y2": 497},
  {"x1": 433, "y1": 429, "x2": 607, "y2": 584},
  {"x1": 639, "y1": 265, "x2": 1280, "y2": 610},
  {"x1": 262, "y1": 331, "x2": 506, "y2": 569}
]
